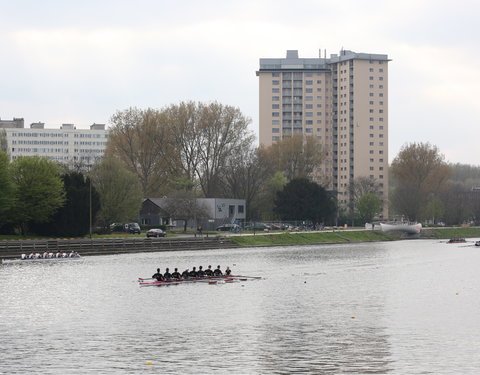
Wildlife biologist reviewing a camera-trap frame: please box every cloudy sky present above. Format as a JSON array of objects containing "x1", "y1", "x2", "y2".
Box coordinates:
[{"x1": 1, "y1": 0, "x2": 479, "y2": 165}]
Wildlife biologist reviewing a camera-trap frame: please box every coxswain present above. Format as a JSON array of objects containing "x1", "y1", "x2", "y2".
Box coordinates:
[
  {"x1": 152, "y1": 268, "x2": 164, "y2": 281},
  {"x1": 225, "y1": 266, "x2": 232, "y2": 276},
  {"x1": 189, "y1": 266, "x2": 198, "y2": 278},
  {"x1": 171, "y1": 268, "x2": 181, "y2": 279},
  {"x1": 164, "y1": 268, "x2": 172, "y2": 280},
  {"x1": 181, "y1": 269, "x2": 190, "y2": 279},
  {"x1": 213, "y1": 265, "x2": 223, "y2": 276},
  {"x1": 197, "y1": 266, "x2": 205, "y2": 278},
  {"x1": 205, "y1": 265, "x2": 214, "y2": 277}
]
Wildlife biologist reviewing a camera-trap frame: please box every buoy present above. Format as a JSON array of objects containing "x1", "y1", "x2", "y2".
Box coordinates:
[{"x1": 146, "y1": 361, "x2": 153, "y2": 365}]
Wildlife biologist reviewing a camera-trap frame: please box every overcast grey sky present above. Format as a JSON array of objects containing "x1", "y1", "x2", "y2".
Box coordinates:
[{"x1": 1, "y1": 0, "x2": 479, "y2": 165}]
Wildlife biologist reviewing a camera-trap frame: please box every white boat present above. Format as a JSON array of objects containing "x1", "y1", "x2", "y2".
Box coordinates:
[
  {"x1": 379, "y1": 222, "x2": 422, "y2": 234},
  {"x1": 2, "y1": 255, "x2": 81, "y2": 264}
]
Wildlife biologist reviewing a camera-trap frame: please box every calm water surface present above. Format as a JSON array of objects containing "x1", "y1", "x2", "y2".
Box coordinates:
[{"x1": 1, "y1": 239, "x2": 480, "y2": 374}]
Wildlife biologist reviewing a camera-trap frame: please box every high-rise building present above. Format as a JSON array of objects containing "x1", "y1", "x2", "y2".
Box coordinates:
[
  {"x1": 257, "y1": 49, "x2": 389, "y2": 218},
  {"x1": 0, "y1": 118, "x2": 108, "y2": 169}
]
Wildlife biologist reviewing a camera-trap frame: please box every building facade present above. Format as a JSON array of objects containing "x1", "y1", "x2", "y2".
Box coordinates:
[
  {"x1": 257, "y1": 49, "x2": 389, "y2": 218},
  {"x1": 0, "y1": 118, "x2": 108, "y2": 168}
]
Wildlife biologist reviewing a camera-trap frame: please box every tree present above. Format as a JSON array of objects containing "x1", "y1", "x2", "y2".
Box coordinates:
[
  {"x1": 274, "y1": 178, "x2": 335, "y2": 224},
  {"x1": 257, "y1": 171, "x2": 288, "y2": 220},
  {"x1": 357, "y1": 194, "x2": 383, "y2": 224},
  {"x1": 90, "y1": 157, "x2": 143, "y2": 230},
  {"x1": 0, "y1": 129, "x2": 7, "y2": 153},
  {"x1": 219, "y1": 147, "x2": 272, "y2": 221},
  {"x1": 193, "y1": 102, "x2": 254, "y2": 197},
  {"x1": 107, "y1": 107, "x2": 172, "y2": 196},
  {"x1": 163, "y1": 192, "x2": 210, "y2": 232},
  {"x1": 9, "y1": 156, "x2": 65, "y2": 235},
  {"x1": 348, "y1": 176, "x2": 382, "y2": 225},
  {"x1": 0, "y1": 152, "x2": 14, "y2": 225},
  {"x1": 390, "y1": 142, "x2": 451, "y2": 221},
  {"x1": 261, "y1": 135, "x2": 324, "y2": 181},
  {"x1": 31, "y1": 171, "x2": 100, "y2": 237}
]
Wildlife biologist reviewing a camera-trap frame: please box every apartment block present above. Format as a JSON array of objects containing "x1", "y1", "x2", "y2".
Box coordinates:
[
  {"x1": 0, "y1": 118, "x2": 108, "y2": 168},
  {"x1": 257, "y1": 49, "x2": 389, "y2": 218}
]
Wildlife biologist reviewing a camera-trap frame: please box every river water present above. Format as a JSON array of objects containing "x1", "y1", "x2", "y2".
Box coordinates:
[{"x1": 1, "y1": 239, "x2": 480, "y2": 374}]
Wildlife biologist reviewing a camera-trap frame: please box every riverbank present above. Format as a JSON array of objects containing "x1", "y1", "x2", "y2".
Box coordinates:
[{"x1": 228, "y1": 227, "x2": 480, "y2": 247}]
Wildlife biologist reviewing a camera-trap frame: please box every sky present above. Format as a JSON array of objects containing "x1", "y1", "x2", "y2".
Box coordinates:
[{"x1": 1, "y1": 0, "x2": 479, "y2": 165}]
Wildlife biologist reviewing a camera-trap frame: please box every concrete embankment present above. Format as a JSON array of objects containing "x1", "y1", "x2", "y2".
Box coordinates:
[{"x1": 0, "y1": 236, "x2": 239, "y2": 260}]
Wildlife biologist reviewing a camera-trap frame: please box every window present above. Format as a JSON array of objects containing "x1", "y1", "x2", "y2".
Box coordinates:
[
  {"x1": 306, "y1": 120, "x2": 313, "y2": 125},
  {"x1": 272, "y1": 104, "x2": 279, "y2": 109},
  {"x1": 272, "y1": 120, "x2": 280, "y2": 125},
  {"x1": 305, "y1": 88, "x2": 313, "y2": 93},
  {"x1": 238, "y1": 205, "x2": 244, "y2": 213},
  {"x1": 369, "y1": 68, "x2": 374, "y2": 72},
  {"x1": 305, "y1": 80, "x2": 313, "y2": 85},
  {"x1": 305, "y1": 96, "x2": 313, "y2": 101},
  {"x1": 317, "y1": 80, "x2": 322, "y2": 84},
  {"x1": 272, "y1": 112, "x2": 279, "y2": 117},
  {"x1": 305, "y1": 112, "x2": 313, "y2": 117},
  {"x1": 272, "y1": 80, "x2": 280, "y2": 85},
  {"x1": 305, "y1": 104, "x2": 313, "y2": 109},
  {"x1": 369, "y1": 101, "x2": 374, "y2": 105},
  {"x1": 379, "y1": 76, "x2": 384, "y2": 81},
  {"x1": 305, "y1": 128, "x2": 313, "y2": 133},
  {"x1": 272, "y1": 136, "x2": 280, "y2": 141},
  {"x1": 272, "y1": 128, "x2": 280, "y2": 133},
  {"x1": 272, "y1": 88, "x2": 280, "y2": 93},
  {"x1": 272, "y1": 72, "x2": 280, "y2": 77},
  {"x1": 379, "y1": 68, "x2": 384, "y2": 72},
  {"x1": 305, "y1": 72, "x2": 313, "y2": 77},
  {"x1": 369, "y1": 76, "x2": 374, "y2": 80},
  {"x1": 369, "y1": 93, "x2": 374, "y2": 97},
  {"x1": 272, "y1": 96, "x2": 279, "y2": 101},
  {"x1": 379, "y1": 93, "x2": 384, "y2": 97},
  {"x1": 369, "y1": 117, "x2": 374, "y2": 121}
]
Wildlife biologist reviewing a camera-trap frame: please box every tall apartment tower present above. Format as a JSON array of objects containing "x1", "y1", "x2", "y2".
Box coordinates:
[{"x1": 257, "y1": 49, "x2": 389, "y2": 218}]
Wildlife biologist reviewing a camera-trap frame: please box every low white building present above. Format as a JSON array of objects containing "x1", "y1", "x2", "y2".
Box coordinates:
[
  {"x1": 140, "y1": 197, "x2": 246, "y2": 229},
  {"x1": 0, "y1": 117, "x2": 107, "y2": 168}
]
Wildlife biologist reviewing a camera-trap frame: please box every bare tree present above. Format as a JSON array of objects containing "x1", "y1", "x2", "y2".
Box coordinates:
[
  {"x1": 391, "y1": 142, "x2": 452, "y2": 221},
  {"x1": 162, "y1": 192, "x2": 210, "y2": 231},
  {"x1": 261, "y1": 135, "x2": 324, "y2": 182},
  {"x1": 107, "y1": 107, "x2": 172, "y2": 196}
]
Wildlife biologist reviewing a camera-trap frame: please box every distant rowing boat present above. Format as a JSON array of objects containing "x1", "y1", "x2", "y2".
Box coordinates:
[
  {"x1": 447, "y1": 238, "x2": 466, "y2": 244},
  {"x1": 138, "y1": 275, "x2": 260, "y2": 287},
  {"x1": 2, "y1": 256, "x2": 81, "y2": 264}
]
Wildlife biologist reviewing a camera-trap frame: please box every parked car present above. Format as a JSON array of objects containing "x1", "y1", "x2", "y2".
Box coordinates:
[
  {"x1": 125, "y1": 223, "x2": 141, "y2": 234},
  {"x1": 216, "y1": 224, "x2": 240, "y2": 232},
  {"x1": 146, "y1": 228, "x2": 166, "y2": 238}
]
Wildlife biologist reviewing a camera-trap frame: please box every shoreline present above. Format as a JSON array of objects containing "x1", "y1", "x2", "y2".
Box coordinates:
[{"x1": 1, "y1": 227, "x2": 480, "y2": 261}]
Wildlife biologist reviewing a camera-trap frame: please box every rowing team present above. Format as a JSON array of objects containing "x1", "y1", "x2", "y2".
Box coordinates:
[
  {"x1": 152, "y1": 265, "x2": 231, "y2": 281},
  {"x1": 21, "y1": 251, "x2": 80, "y2": 260}
]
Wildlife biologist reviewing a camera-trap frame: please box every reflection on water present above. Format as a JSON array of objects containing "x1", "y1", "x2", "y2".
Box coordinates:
[{"x1": 1, "y1": 240, "x2": 480, "y2": 373}]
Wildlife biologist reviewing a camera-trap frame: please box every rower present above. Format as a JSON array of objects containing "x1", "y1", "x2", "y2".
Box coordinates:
[
  {"x1": 189, "y1": 266, "x2": 198, "y2": 278},
  {"x1": 197, "y1": 266, "x2": 205, "y2": 278},
  {"x1": 225, "y1": 266, "x2": 232, "y2": 276},
  {"x1": 205, "y1": 265, "x2": 214, "y2": 277},
  {"x1": 21, "y1": 254, "x2": 27, "y2": 260},
  {"x1": 181, "y1": 269, "x2": 190, "y2": 279},
  {"x1": 152, "y1": 268, "x2": 164, "y2": 281},
  {"x1": 164, "y1": 268, "x2": 172, "y2": 280},
  {"x1": 171, "y1": 268, "x2": 181, "y2": 279},
  {"x1": 213, "y1": 265, "x2": 223, "y2": 276}
]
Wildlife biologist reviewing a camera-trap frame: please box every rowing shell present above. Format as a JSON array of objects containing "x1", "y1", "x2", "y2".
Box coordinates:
[
  {"x1": 138, "y1": 275, "x2": 260, "y2": 287},
  {"x1": 2, "y1": 256, "x2": 82, "y2": 264}
]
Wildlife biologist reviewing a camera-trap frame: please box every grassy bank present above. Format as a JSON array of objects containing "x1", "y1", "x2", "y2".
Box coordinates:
[
  {"x1": 421, "y1": 227, "x2": 480, "y2": 239},
  {"x1": 229, "y1": 230, "x2": 399, "y2": 247},
  {"x1": 228, "y1": 227, "x2": 480, "y2": 247}
]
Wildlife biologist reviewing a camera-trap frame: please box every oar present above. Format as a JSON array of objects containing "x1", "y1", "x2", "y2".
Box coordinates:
[{"x1": 230, "y1": 275, "x2": 262, "y2": 279}]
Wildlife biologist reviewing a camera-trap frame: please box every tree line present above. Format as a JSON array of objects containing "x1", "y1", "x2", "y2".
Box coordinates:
[{"x1": 1, "y1": 101, "x2": 479, "y2": 236}]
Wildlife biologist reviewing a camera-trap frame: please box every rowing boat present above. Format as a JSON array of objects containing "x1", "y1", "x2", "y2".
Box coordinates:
[
  {"x1": 2, "y1": 256, "x2": 82, "y2": 264},
  {"x1": 138, "y1": 275, "x2": 260, "y2": 287}
]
